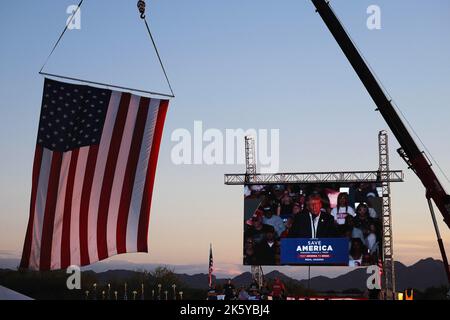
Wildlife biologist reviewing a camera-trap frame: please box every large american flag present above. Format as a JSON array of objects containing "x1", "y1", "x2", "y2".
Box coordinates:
[{"x1": 20, "y1": 78, "x2": 169, "y2": 271}]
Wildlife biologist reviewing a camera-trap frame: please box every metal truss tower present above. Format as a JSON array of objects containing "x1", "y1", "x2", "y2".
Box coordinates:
[
  {"x1": 378, "y1": 130, "x2": 396, "y2": 299},
  {"x1": 245, "y1": 136, "x2": 265, "y2": 288},
  {"x1": 251, "y1": 265, "x2": 264, "y2": 289},
  {"x1": 245, "y1": 136, "x2": 257, "y2": 181}
]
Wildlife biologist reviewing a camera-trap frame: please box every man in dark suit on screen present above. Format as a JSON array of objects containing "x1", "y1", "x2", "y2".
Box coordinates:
[{"x1": 289, "y1": 194, "x2": 337, "y2": 238}]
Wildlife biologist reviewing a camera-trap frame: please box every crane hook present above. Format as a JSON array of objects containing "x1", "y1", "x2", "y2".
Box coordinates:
[{"x1": 137, "y1": 0, "x2": 146, "y2": 19}]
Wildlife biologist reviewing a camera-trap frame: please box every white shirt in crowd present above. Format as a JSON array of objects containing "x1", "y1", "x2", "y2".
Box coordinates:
[
  {"x1": 263, "y1": 215, "x2": 286, "y2": 238},
  {"x1": 349, "y1": 256, "x2": 363, "y2": 267},
  {"x1": 331, "y1": 206, "x2": 356, "y2": 225},
  {"x1": 352, "y1": 227, "x2": 365, "y2": 244},
  {"x1": 244, "y1": 186, "x2": 251, "y2": 197},
  {"x1": 368, "y1": 207, "x2": 378, "y2": 219},
  {"x1": 365, "y1": 233, "x2": 378, "y2": 253}
]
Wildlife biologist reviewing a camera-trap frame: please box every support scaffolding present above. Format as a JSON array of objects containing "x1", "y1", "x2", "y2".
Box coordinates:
[
  {"x1": 225, "y1": 170, "x2": 403, "y2": 185},
  {"x1": 245, "y1": 137, "x2": 264, "y2": 287},
  {"x1": 378, "y1": 130, "x2": 395, "y2": 299}
]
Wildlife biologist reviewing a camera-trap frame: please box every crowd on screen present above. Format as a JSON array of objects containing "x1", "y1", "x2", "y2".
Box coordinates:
[{"x1": 243, "y1": 183, "x2": 382, "y2": 266}]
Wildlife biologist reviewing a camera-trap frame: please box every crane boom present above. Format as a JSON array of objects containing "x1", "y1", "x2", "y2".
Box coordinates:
[{"x1": 310, "y1": 0, "x2": 450, "y2": 229}]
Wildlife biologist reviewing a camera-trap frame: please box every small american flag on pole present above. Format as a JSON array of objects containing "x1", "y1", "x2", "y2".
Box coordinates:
[
  {"x1": 20, "y1": 78, "x2": 169, "y2": 271},
  {"x1": 208, "y1": 243, "x2": 213, "y2": 288}
]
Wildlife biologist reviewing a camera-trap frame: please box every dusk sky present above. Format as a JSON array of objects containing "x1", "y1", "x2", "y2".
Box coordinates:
[{"x1": 1, "y1": 0, "x2": 450, "y2": 279}]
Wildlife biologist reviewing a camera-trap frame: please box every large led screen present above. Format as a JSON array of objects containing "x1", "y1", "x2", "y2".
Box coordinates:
[{"x1": 243, "y1": 183, "x2": 383, "y2": 266}]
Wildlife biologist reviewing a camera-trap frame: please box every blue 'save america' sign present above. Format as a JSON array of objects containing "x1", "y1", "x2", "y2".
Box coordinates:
[{"x1": 280, "y1": 238, "x2": 349, "y2": 265}]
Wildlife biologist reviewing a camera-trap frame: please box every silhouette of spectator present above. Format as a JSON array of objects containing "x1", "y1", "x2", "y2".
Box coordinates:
[
  {"x1": 271, "y1": 278, "x2": 286, "y2": 300},
  {"x1": 207, "y1": 286, "x2": 218, "y2": 300},
  {"x1": 260, "y1": 283, "x2": 271, "y2": 300},
  {"x1": 223, "y1": 279, "x2": 236, "y2": 300},
  {"x1": 254, "y1": 227, "x2": 278, "y2": 265},
  {"x1": 238, "y1": 287, "x2": 249, "y2": 300}
]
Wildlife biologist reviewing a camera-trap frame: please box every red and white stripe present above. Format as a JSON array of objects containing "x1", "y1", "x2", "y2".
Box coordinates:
[{"x1": 20, "y1": 92, "x2": 169, "y2": 270}]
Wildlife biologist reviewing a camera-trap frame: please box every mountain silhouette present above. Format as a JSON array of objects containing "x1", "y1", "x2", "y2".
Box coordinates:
[
  {"x1": 169, "y1": 258, "x2": 448, "y2": 292},
  {"x1": 0, "y1": 257, "x2": 447, "y2": 292}
]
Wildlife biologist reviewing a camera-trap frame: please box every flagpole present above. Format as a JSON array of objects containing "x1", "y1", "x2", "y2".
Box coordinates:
[{"x1": 208, "y1": 243, "x2": 213, "y2": 289}]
